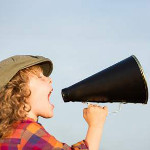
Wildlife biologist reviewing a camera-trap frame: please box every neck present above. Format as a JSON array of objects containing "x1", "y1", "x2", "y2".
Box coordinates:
[{"x1": 27, "y1": 111, "x2": 38, "y2": 122}]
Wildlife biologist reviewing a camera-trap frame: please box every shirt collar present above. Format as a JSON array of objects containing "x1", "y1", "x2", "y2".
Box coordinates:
[{"x1": 21, "y1": 117, "x2": 37, "y2": 123}]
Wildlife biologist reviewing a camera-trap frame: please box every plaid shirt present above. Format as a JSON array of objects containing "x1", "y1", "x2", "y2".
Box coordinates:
[{"x1": 0, "y1": 117, "x2": 89, "y2": 150}]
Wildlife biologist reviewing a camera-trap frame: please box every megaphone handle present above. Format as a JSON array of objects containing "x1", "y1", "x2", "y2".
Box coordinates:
[
  {"x1": 83, "y1": 102, "x2": 122, "y2": 115},
  {"x1": 108, "y1": 103, "x2": 122, "y2": 115}
]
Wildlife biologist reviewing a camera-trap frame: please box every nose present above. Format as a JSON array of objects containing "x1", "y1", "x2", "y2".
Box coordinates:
[
  {"x1": 48, "y1": 77, "x2": 52, "y2": 84},
  {"x1": 43, "y1": 75, "x2": 52, "y2": 84}
]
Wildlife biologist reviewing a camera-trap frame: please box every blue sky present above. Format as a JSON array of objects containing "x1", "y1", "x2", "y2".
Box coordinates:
[{"x1": 0, "y1": 0, "x2": 150, "y2": 149}]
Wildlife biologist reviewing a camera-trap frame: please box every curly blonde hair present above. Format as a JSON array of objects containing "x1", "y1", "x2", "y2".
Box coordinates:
[{"x1": 0, "y1": 65, "x2": 42, "y2": 139}]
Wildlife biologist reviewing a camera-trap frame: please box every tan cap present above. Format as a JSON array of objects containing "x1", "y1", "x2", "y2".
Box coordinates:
[{"x1": 0, "y1": 55, "x2": 53, "y2": 90}]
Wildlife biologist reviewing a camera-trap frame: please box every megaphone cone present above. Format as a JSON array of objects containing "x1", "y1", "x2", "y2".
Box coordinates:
[{"x1": 62, "y1": 55, "x2": 148, "y2": 104}]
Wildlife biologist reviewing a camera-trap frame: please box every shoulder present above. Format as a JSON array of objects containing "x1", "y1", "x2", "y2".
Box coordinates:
[
  {"x1": 21, "y1": 121, "x2": 49, "y2": 139},
  {"x1": 24, "y1": 121, "x2": 45, "y2": 133},
  {"x1": 20, "y1": 121, "x2": 63, "y2": 149}
]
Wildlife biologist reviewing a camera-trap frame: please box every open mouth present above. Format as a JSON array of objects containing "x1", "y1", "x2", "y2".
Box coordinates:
[
  {"x1": 48, "y1": 89, "x2": 55, "y2": 109},
  {"x1": 48, "y1": 89, "x2": 53, "y2": 100}
]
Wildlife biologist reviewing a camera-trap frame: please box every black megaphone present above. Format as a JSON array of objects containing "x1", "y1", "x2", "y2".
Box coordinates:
[{"x1": 61, "y1": 55, "x2": 148, "y2": 104}]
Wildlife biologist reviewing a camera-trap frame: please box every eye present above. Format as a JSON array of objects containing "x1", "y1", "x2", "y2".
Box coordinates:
[{"x1": 38, "y1": 76, "x2": 42, "y2": 78}]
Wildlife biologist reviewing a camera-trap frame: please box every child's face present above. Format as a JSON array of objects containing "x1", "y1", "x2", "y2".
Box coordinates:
[{"x1": 27, "y1": 70, "x2": 54, "y2": 119}]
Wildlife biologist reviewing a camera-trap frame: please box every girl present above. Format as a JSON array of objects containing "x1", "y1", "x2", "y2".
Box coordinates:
[{"x1": 0, "y1": 55, "x2": 108, "y2": 150}]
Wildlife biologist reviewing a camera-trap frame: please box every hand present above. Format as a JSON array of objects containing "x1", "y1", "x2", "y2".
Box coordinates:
[{"x1": 83, "y1": 104, "x2": 108, "y2": 128}]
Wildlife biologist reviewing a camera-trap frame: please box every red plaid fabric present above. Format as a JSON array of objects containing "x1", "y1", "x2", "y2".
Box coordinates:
[{"x1": 0, "y1": 118, "x2": 89, "y2": 150}]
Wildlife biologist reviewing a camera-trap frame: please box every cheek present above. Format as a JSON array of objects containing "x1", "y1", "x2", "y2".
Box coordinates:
[
  {"x1": 31, "y1": 88, "x2": 48, "y2": 102},
  {"x1": 31, "y1": 85, "x2": 48, "y2": 97},
  {"x1": 29, "y1": 82, "x2": 49, "y2": 106},
  {"x1": 30, "y1": 98, "x2": 47, "y2": 113},
  {"x1": 30, "y1": 93, "x2": 48, "y2": 108}
]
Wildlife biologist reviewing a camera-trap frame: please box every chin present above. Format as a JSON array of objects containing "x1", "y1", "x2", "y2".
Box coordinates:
[
  {"x1": 41, "y1": 113, "x2": 54, "y2": 119},
  {"x1": 47, "y1": 114, "x2": 54, "y2": 118}
]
